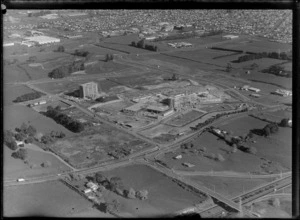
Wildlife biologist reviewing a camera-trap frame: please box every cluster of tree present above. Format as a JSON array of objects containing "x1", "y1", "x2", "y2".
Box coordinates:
[
  {"x1": 165, "y1": 73, "x2": 179, "y2": 81},
  {"x1": 11, "y1": 148, "x2": 28, "y2": 160},
  {"x1": 262, "y1": 65, "x2": 291, "y2": 78},
  {"x1": 4, "y1": 130, "x2": 18, "y2": 150},
  {"x1": 93, "y1": 172, "x2": 148, "y2": 201},
  {"x1": 4, "y1": 123, "x2": 38, "y2": 151},
  {"x1": 48, "y1": 60, "x2": 85, "y2": 79},
  {"x1": 45, "y1": 106, "x2": 84, "y2": 133},
  {"x1": 13, "y1": 92, "x2": 44, "y2": 103},
  {"x1": 181, "y1": 142, "x2": 194, "y2": 149},
  {"x1": 226, "y1": 63, "x2": 233, "y2": 72},
  {"x1": 105, "y1": 54, "x2": 114, "y2": 62},
  {"x1": 73, "y1": 50, "x2": 90, "y2": 57},
  {"x1": 279, "y1": 118, "x2": 291, "y2": 127},
  {"x1": 262, "y1": 123, "x2": 279, "y2": 137},
  {"x1": 131, "y1": 39, "x2": 158, "y2": 51},
  {"x1": 41, "y1": 161, "x2": 52, "y2": 168},
  {"x1": 27, "y1": 56, "x2": 37, "y2": 63},
  {"x1": 192, "y1": 108, "x2": 248, "y2": 131},
  {"x1": 40, "y1": 130, "x2": 66, "y2": 145},
  {"x1": 108, "y1": 147, "x2": 133, "y2": 159},
  {"x1": 55, "y1": 45, "x2": 65, "y2": 52},
  {"x1": 234, "y1": 51, "x2": 291, "y2": 63}
]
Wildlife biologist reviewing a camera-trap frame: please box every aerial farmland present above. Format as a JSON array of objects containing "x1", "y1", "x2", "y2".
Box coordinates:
[{"x1": 3, "y1": 9, "x2": 293, "y2": 218}]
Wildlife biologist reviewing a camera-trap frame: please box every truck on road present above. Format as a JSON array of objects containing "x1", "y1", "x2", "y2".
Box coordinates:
[{"x1": 17, "y1": 178, "x2": 25, "y2": 182}]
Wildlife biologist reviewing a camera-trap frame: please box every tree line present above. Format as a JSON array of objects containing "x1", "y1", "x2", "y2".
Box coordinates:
[
  {"x1": 130, "y1": 39, "x2": 158, "y2": 51},
  {"x1": 45, "y1": 106, "x2": 84, "y2": 133},
  {"x1": 233, "y1": 51, "x2": 291, "y2": 63},
  {"x1": 48, "y1": 60, "x2": 85, "y2": 79},
  {"x1": 13, "y1": 91, "x2": 44, "y2": 103}
]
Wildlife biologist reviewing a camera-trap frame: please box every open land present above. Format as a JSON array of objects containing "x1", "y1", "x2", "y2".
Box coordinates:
[
  {"x1": 3, "y1": 181, "x2": 110, "y2": 217},
  {"x1": 4, "y1": 105, "x2": 74, "y2": 137},
  {"x1": 4, "y1": 145, "x2": 71, "y2": 179},
  {"x1": 100, "y1": 164, "x2": 207, "y2": 216}
]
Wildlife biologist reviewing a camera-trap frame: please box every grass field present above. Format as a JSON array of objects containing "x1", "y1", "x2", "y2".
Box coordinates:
[
  {"x1": 218, "y1": 115, "x2": 292, "y2": 169},
  {"x1": 215, "y1": 39, "x2": 292, "y2": 53},
  {"x1": 4, "y1": 105, "x2": 74, "y2": 137},
  {"x1": 4, "y1": 65, "x2": 31, "y2": 83},
  {"x1": 188, "y1": 176, "x2": 275, "y2": 198},
  {"x1": 100, "y1": 164, "x2": 207, "y2": 216},
  {"x1": 3, "y1": 181, "x2": 107, "y2": 217},
  {"x1": 4, "y1": 146, "x2": 71, "y2": 179},
  {"x1": 4, "y1": 85, "x2": 38, "y2": 106},
  {"x1": 161, "y1": 132, "x2": 263, "y2": 173}
]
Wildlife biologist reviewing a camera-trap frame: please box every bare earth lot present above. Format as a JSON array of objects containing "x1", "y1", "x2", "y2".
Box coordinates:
[{"x1": 3, "y1": 181, "x2": 109, "y2": 217}]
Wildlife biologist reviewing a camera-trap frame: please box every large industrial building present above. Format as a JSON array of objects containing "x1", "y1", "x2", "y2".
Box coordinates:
[{"x1": 79, "y1": 82, "x2": 99, "y2": 99}]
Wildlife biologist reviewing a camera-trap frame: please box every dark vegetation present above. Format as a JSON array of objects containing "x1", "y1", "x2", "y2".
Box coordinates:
[
  {"x1": 105, "y1": 53, "x2": 114, "y2": 62},
  {"x1": 233, "y1": 51, "x2": 291, "y2": 63},
  {"x1": 262, "y1": 64, "x2": 292, "y2": 78},
  {"x1": 13, "y1": 91, "x2": 44, "y2": 103},
  {"x1": 73, "y1": 49, "x2": 90, "y2": 57},
  {"x1": 54, "y1": 45, "x2": 65, "y2": 52},
  {"x1": 11, "y1": 148, "x2": 28, "y2": 160},
  {"x1": 48, "y1": 60, "x2": 85, "y2": 79},
  {"x1": 131, "y1": 39, "x2": 158, "y2": 51},
  {"x1": 44, "y1": 106, "x2": 84, "y2": 133}
]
